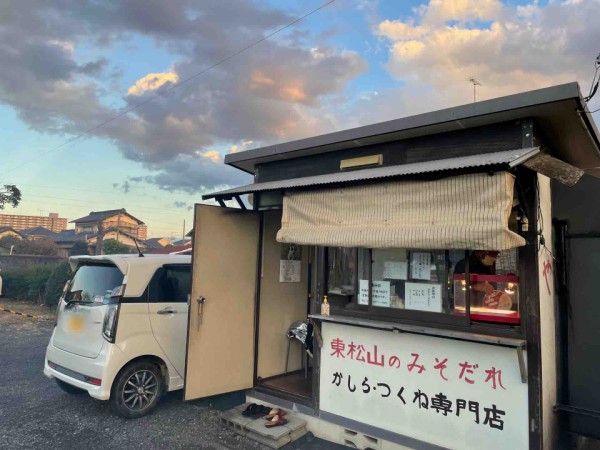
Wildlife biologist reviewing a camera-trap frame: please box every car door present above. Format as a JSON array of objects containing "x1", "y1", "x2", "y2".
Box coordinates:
[{"x1": 147, "y1": 264, "x2": 191, "y2": 378}]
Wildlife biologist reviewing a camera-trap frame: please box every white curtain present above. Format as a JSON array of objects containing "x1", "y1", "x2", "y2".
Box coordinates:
[{"x1": 276, "y1": 172, "x2": 525, "y2": 250}]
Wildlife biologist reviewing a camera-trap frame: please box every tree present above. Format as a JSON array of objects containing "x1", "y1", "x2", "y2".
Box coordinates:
[
  {"x1": 0, "y1": 185, "x2": 21, "y2": 209},
  {"x1": 44, "y1": 261, "x2": 72, "y2": 306},
  {"x1": 0, "y1": 236, "x2": 60, "y2": 256},
  {"x1": 102, "y1": 239, "x2": 131, "y2": 255},
  {"x1": 70, "y1": 240, "x2": 89, "y2": 256}
]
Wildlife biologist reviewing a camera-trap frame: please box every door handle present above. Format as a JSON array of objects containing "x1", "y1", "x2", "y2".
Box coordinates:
[
  {"x1": 196, "y1": 296, "x2": 206, "y2": 330},
  {"x1": 157, "y1": 308, "x2": 176, "y2": 315}
]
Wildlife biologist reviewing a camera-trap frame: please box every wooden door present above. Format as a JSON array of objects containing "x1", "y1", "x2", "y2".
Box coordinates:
[{"x1": 184, "y1": 204, "x2": 260, "y2": 400}]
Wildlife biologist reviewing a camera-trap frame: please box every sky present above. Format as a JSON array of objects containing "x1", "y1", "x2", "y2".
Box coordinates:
[{"x1": 0, "y1": 0, "x2": 599, "y2": 239}]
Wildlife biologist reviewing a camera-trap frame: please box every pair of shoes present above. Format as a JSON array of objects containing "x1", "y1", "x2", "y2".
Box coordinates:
[
  {"x1": 264, "y1": 408, "x2": 286, "y2": 420},
  {"x1": 242, "y1": 403, "x2": 271, "y2": 418},
  {"x1": 265, "y1": 413, "x2": 288, "y2": 428}
]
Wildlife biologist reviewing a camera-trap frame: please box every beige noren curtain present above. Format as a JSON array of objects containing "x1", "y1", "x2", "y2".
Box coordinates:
[{"x1": 276, "y1": 172, "x2": 525, "y2": 250}]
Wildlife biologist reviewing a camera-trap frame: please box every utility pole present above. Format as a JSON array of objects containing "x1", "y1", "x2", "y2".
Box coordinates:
[
  {"x1": 182, "y1": 219, "x2": 186, "y2": 242},
  {"x1": 116, "y1": 209, "x2": 122, "y2": 243},
  {"x1": 96, "y1": 220, "x2": 104, "y2": 255},
  {"x1": 469, "y1": 77, "x2": 482, "y2": 102}
]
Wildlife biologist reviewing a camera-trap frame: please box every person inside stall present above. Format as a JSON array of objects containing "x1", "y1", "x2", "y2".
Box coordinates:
[
  {"x1": 454, "y1": 250, "x2": 499, "y2": 295},
  {"x1": 454, "y1": 250, "x2": 514, "y2": 312}
]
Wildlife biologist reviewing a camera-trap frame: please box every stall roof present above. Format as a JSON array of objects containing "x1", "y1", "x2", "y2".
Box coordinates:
[
  {"x1": 203, "y1": 147, "x2": 539, "y2": 200},
  {"x1": 224, "y1": 82, "x2": 600, "y2": 177}
]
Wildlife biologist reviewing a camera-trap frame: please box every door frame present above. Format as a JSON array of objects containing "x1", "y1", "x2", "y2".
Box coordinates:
[{"x1": 251, "y1": 210, "x2": 319, "y2": 409}]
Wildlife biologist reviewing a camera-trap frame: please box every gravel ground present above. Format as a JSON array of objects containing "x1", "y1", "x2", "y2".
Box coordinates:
[{"x1": 0, "y1": 301, "x2": 336, "y2": 450}]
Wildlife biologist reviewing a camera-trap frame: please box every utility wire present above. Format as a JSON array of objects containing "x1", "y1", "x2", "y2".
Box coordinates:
[{"x1": 0, "y1": 0, "x2": 335, "y2": 178}]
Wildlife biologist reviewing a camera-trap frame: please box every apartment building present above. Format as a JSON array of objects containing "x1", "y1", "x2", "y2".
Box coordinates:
[{"x1": 0, "y1": 212, "x2": 67, "y2": 233}]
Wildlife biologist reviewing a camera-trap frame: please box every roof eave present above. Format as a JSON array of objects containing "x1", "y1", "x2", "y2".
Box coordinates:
[{"x1": 223, "y1": 82, "x2": 600, "y2": 175}]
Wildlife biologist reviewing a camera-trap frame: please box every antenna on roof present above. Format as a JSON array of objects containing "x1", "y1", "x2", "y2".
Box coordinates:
[
  {"x1": 469, "y1": 77, "x2": 482, "y2": 103},
  {"x1": 133, "y1": 239, "x2": 145, "y2": 258},
  {"x1": 583, "y1": 52, "x2": 600, "y2": 103}
]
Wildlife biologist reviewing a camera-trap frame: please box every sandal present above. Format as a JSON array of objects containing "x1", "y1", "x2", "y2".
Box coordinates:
[
  {"x1": 265, "y1": 414, "x2": 288, "y2": 428},
  {"x1": 264, "y1": 408, "x2": 287, "y2": 420}
]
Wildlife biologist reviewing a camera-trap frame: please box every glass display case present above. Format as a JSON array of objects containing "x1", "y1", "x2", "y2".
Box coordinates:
[{"x1": 453, "y1": 274, "x2": 520, "y2": 324}]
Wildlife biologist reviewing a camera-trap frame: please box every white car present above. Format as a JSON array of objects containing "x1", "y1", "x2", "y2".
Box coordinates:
[{"x1": 44, "y1": 254, "x2": 191, "y2": 418}]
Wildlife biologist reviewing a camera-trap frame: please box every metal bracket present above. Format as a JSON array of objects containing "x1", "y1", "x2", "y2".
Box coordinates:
[
  {"x1": 234, "y1": 195, "x2": 247, "y2": 210},
  {"x1": 196, "y1": 296, "x2": 206, "y2": 330},
  {"x1": 517, "y1": 343, "x2": 528, "y2": 383}
]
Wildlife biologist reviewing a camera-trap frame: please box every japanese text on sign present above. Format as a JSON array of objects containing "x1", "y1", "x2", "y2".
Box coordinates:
[
  {"x1": 358, "y1": 280, "x2": 390, "y2": 306},
  {"x1": 405, "y1": 282, "x2": 442, "y2": 313},
  {"x1": 410, "y1": 252, "x2": 432, "y2": 280},
  {"x1": 320, "y1": 322, "x2": 528, "y2": 450}
]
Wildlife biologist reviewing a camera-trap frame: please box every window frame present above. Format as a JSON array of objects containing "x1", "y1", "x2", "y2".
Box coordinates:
[{"x1": 323, "y1": 247, "x2": 526, "y2": 339}]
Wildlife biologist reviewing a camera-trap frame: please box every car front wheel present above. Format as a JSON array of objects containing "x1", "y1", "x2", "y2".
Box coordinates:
[{"x1": 110, "y1": 361, "x2": 163, "y2": 419}]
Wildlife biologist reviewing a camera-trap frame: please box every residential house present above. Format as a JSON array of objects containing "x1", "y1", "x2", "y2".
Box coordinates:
[
  {"x1": 70, "y1": 209, "x2": 148, "y2": 254},
  {"x1": 143, "y1": 237, "x2": 171, "y2": 250},
  {"x1": 53, "y1": 230, "x2": 81, "y2": 258},
  {"x1": 0, "y1": 226, "x2": 23, "y2": 240},
  {"x1": 20, "y1": 226, "x2": 58, "y2": 241},
  {"x1": 71, "y1": 209, "x2": 147, "y2": 239},
  {"x1": 144, "y1": 244, "x2": 192, "y2": 255}
]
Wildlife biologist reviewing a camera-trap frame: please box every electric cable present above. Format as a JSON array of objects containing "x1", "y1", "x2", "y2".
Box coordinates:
[{"x1": 0, "y1": 0, "x2": 335, "y2": 178}]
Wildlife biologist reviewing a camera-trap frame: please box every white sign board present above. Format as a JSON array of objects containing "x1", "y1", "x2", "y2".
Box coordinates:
[
  {"x1": 405, "y1": 282, "x2": 442, "y2": 313},
  {"x1": 279, "y1": 244, "x2": 301, "y2": 282},
  {"x1": 358, "y1": 280, "x2": 369, "y2": 305},
  {"x1": 321, "y1": 322, "x2": 528, "y2": 450},
  {"x1": 358, "y1": 280, "x2": 391, "y2": 307},
  {"x1": 383, "y1": 261, "x2": 408, "y2": 280},
  {"x1": 411, "y1": 252, "x2": 432, "y2": 280},
  {"x1": 372, "y1": 281, "x2": 390, "y2": 307}
]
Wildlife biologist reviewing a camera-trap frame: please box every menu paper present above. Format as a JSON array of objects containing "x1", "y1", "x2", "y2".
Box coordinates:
[
  {"x1": 405, "y1": 282, "x2": 442, "y2": 312},
  {"x1": 410, "y1": 252, "x2": 432, "y2": 280},
  {"x1": 372, "y1": 281, "x2": 391, "y2": 307},
  {"x1": 359, "y1": 280, "x2": 369, "y2": 305},
  {"x1": 383, "y1": 261, "x2": 408, "y2": 280}
]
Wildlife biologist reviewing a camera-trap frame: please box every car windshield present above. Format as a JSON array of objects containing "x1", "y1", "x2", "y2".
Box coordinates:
[{"x1": 65, "y1": 264, "x2": 124, "y2": 304}]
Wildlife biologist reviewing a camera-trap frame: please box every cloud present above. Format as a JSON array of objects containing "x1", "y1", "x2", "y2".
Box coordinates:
[
  {"x1": 112, "y1": 181, "x2": 131, "y2": 193},
  {"x1": 422, "y1": 0, "x2": 502, "y2": 24},
  {"x1": 199, "y1": 150, "x2": 221, "y2": 163},
  {"x1": 375, "y1": 0, "x2": 600, "y2": 107},
  {"x1": 128, "y1": 72, "x2": 179, "y2": 96},
  {"x1": 173, "y1": 201, "x2": 193, "y2": 211},
  {"x1": 0, "y1": 0, "x2": 366, "y2": 193}
]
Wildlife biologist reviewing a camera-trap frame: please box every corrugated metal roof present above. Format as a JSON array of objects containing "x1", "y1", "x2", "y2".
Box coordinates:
[{"x1": 203, "y1": 147, "x2": 540, "y2": 200}]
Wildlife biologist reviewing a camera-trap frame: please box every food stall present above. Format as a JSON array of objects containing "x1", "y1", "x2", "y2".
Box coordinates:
[{"x1": 183, "y1": 82, "x2": 600, "y2": 449}]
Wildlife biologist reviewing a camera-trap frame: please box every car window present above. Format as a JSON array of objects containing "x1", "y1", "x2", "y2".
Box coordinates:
[
  {"x1": 148, "y1": 265, "x2": 191, "y2": 303},
  {"x1": 66, "y1": 264, "x2": 124, "y2": 305}
]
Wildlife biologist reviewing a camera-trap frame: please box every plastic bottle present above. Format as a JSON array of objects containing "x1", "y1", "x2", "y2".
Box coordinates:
[{"x1": 321, "y1": 295, "x2": 330, "y2": 316}]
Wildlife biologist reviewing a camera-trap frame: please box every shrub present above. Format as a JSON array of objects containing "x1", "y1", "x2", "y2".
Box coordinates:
[
  {"x1": 0, "y1": 236, "x2": 60, "y2": 256},
  {"x1": 102, "y1": 239, "x2": 132, "y2": 255},
  {"x1": 70, "y1": 240, "x2": 89, "y2": 256},
  {"x1": 2, "y1": 263, "x2": 59, "y2": 303},
  {"x1": 44, "y1": 261, "x2": 73, "y2": 306}
]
